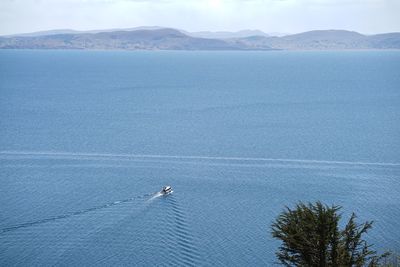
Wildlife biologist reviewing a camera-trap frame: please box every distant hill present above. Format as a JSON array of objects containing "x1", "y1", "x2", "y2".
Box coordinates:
[
  {"x1": 185, "y1": 30, "x2": 270, "y2": 39},
  {"x1": 4, "y1": 29, "x2": 82, "y2": 37},
  {"x1": 3, "y1": 26, "x2": 165, "y2": 37},
  {"x1": 0, "y1": 28, "x2": 271, "y2": 50},
  {"x1": 228, "y1": 30, "x2": 400, "y2": 50},
  {"x1": 0, "y1": 28, "x2": 399, "y2": 50},
  {"x1": 366, "y1": 33, "x2": 400, "y2": 49},
  {"x1": 6, "y1": 28, "x2": 272, "y2": 39}
]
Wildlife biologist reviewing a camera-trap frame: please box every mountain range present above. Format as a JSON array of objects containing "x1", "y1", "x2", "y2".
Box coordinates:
[{"x1": 1, "y1": 28, "x2": 399, "y2": 50}]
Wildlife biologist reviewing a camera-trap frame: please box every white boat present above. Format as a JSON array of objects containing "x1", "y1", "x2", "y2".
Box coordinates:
[{"x1": 161, "y1": 186, "x2": 173, "y2": 195}]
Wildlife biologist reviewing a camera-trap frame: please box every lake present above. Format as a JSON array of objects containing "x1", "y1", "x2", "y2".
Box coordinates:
[{"x1": 0, "y1": 50, "x2": 399, "y2": 266}]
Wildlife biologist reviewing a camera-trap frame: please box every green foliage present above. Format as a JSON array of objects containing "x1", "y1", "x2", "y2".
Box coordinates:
[{"x1": 271, "y1": 201, "x2": 390, "y2": 266}]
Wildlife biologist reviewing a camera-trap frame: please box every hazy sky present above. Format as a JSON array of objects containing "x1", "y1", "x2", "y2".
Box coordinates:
[{"x1": 1, "y1": 0, "x2": 399, "y2": 35}]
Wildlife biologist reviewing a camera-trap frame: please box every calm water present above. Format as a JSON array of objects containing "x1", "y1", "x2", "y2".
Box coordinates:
[{"x1": 0, "y1": 50, "x2": 399, "y2": 266}]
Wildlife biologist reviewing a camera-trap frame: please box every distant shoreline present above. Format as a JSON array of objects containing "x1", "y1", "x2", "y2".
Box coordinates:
[{"x1": 1, "y1": 28, "x2": 399, "y2": 51}]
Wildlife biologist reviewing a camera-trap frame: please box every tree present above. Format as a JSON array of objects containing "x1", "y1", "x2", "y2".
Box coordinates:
[{"x1": 271, "y1": 201, "x2": 390, "y2": 266}]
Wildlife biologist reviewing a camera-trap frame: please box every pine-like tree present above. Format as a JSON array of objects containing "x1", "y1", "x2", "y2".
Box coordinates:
[{"x1": 271, "y1": 202, "x2": 389, "y2": 266}]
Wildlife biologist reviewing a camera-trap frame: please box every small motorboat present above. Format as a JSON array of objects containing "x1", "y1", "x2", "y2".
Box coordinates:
[{"x1": 161, "y1": 185, "x2": 173, "y2": 195}]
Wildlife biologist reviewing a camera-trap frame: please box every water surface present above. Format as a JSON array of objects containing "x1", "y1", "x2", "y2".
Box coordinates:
[{"x1": 0, "y1": 50, "x2": 399, "y2": 266}]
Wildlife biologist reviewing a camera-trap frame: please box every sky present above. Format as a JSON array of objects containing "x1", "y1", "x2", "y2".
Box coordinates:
[{"x1": 0, "y1": 0, "x2": 399, "y2": 35}]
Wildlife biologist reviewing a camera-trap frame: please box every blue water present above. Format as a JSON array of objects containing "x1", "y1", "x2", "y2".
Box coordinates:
[{"x1": 0, "y1": 50, "x2": 399, "y2": 266}]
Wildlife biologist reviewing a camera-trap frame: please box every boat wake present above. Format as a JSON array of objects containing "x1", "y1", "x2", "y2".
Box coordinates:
[
  {"x1": 160, "y1": 195, "x2": 203, "y2": 266},
  {"x1": 147, "y1": 192, "x2": 163, "y2": 202},
  {"x1": 0, "y1": 184, "x2": 204, "y2": 265},
  {"x1": 0, "y1": 192, "x2": 158, "y2": 234}
]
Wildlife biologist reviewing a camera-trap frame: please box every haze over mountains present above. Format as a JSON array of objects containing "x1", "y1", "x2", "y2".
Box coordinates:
[
  {"x1": 1, "y1": 27, "x2": 399, "y2": 50},
  {"x1": 185, "y1": 30, "x2": 271, "y2": 39}
]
